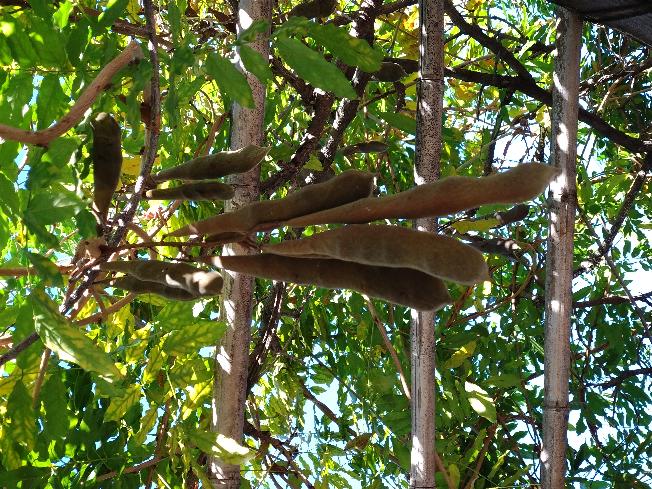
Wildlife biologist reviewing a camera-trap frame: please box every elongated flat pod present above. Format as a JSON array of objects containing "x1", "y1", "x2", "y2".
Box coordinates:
[
  {"x1": 339, "y1": 141, "x2": 390, "y2": 157},
  {"x1": 167, "y1": 170, "x2": 375, "y2": 237},
  {"x1": 103, "y1": 276, "x2": 199, "y2": 301},
  {"x1": 285, "y1": 163, "x2": 559, "y2": 227},
  {"x1": 143, "y1": 181, "x2": 235, "y2": 201},
  {"x1": 99, "y1": 260, "x2": 223, "y2": 296},
  {"x1": 151, "y1": 145, "x2": 270, "y2": 183},
  {"x1": 195, "y1": 254, "x2": 452, "y2": 311},
  {"x1": 263, "y1": 225, "x2": 489, "y2": 284},
  {"x1": 91, "y1": 113, "x2": 123, "y2": 221}
]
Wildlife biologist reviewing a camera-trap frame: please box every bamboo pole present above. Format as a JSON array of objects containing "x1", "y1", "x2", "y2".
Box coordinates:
[
  {"x1": 542, "y1": 8, "x2": 582, "y2": 489},
  {"x1": 410, "y1": 0, "x2": 444, "y2": 487},
  {"x1": 207, "y1": 1, "x2": 271, "y2": 487}
]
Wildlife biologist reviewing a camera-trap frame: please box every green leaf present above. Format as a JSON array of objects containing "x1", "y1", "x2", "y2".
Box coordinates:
[
  {"x1": 24, "y1": 191, "x2": 89, "y2": 227},
  {"x1": 344, "y1": 433, "x2": 373, "y2": 451},
  {"x1": 302, "y1": 155, "x2": 323, "y2": 171},
  {"x1": 168, "y1": 0, "x2": 181, "y2": 43},
  {"x1": 308, "y1": 23, "x2": 382, "y2": 73},
  {"x1": 162, "y1": 321, "x2": 227, "y2": 355},
  {"x1": 0, "y1": 466, "x2": 47, "y2": 487},
  {"x1": 28, "y1": 17, "x2": 67, "y2": 68},
  {"x1": 374, "y1": 111, "x2": 416, "y2": 134},
  {"x1": 1, "y1": 12, "x2": 38, "y2": 67},
  {"x1": 391, "y1": 439, "x2": 411, "y2": 471},
  {"x1": 448, "y1": 464, "x2": 460, "y2": 489},
  {"x1": 41, "y1": 369, "x2": 69, "y2": 440},
  {"x1": 31, "y1": 289, "x2": 123, "y2": 382},
  {"x1": 452, "y1": 218, "x2": 500, "y2": 234},
  {"x1": 482, "y1": 374, "x2": 523, "y2": 389},
  {"x1": 7, "y1": 380, "x2": 37, "y2": 451},
  {"x1": 53, "y1": 0, "x2": 75, "y2": 28},
  {"x1": 236, "y1": 19, "x2": 269, "y2": 45},
  {"x1": 155, "y1": 301, "x2": 196, "y2": 332},
  {"x1": 0, "y1": 171, "x2": 19, "y2": 219},
  {"x1": 187, "y1": 429, "x2": 255, "y2": 465},
  {"x1": 26, "y1": 252, "x2": 64, "y2": 287},
  {"x1": 132, "y1": 405, "x2": 158, "y2": 445},
  {"x1": 99, "y1": 0, "x2": 130, "y2": 28},
  {"x1": 206, "y1": 53, "x2": 256, "y2": 109},
  {"x1": 272, "y1": 16, "x2": 315, "y2": 39},
  {"x1": 169, "y1": 358, "x2": 212, "y2": 387},
  {"x1": 142, "y1": 343, "x2": 168, "y2": 383},
  {"x1": 36, "y1": 75, "x2": 67, "y2": 130},
  {"x1": 465, "y1": 381, "x2": 496, "y2": 423},
  {"x1": 239, "y1": 44, "x2": 274, "y2": 84},
  {"x1": 104, "y1": 384, "x2": 142, "y2": 423},
  {"x1": 13, "y1": 299, "x2": 42, "y2": 370},
  {"x1": 443, "y1": 341, "x2": 476, "y2": 369},
  {"x1": 275, "y1": 37, "x2": 356, "y2": 99},
  {"x1": 74, "y1": 209, "x2": 97, "y2": 240}
]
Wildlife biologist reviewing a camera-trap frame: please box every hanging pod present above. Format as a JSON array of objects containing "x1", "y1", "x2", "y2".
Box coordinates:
[
  {"x1": 142, "y1": 181, "x2": 236, "y2": 201},
  {"x1": 150, "y1": 145, "x2": 271, "y2": 183},
  {"x1": 263, "y1": 224, "x2": 489, "y2": 285},
  {"x1": 195, "y1": 254, "x2": 452, "y2": 311},
  {"x1": 166, "y1": 170, "x2": 375, "y2": 238},
  {"x1": 284, "y1": 163, "x2": 559, "y2": 227},
  {"x1": 339, "y1": 141, "x2": 390, "y2": 157},
  {"x1": 91, "y1": 113, "x2": 123, "y2": 222},
  {"x1": 99, "y1": 260, "x2": 223, "y2": 297},
  {"x1": 101, "y1": 276, "x2": 200, "y2": 301}
]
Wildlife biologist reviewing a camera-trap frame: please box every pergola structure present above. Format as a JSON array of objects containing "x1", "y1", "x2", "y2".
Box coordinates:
[
  {"x1": 547, "y1": 0, "x2": 652, "y2": 47},
  {"x1": 540, "y1": 2, "x2": 650, "y2": 488}
]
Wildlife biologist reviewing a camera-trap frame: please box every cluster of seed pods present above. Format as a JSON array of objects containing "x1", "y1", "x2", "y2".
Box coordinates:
[{"x1": 176, "y1": 163, "x2": 558, "y2": 310}]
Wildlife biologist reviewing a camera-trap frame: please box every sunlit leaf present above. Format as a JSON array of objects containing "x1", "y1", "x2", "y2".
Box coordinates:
[
  {"x1": 162, "y1": 321, "x2": 227, "y2": 356},
  {"x1": 206, "y1": 53, "x2": 256, "y2": 109},
  {"x1": 104, "y1": 384, "x2": 142, "y2": 423},
  {"x1": 187, "y1": 429, "x2": 255, "y2": 465},
  {"x1": 465, "y1": 381, "x2": 496, "y2": 423}
]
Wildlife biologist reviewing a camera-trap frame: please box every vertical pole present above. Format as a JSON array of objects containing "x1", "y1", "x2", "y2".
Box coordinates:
[
  {"x1": 411, "y1": 0, "x2": 444, "y2": 487},
  {"x1": 542, "y1": 8, "x2": 582, "y2": 489},
  {"x1": 208, "y1": 1, "x2": 271, "y2": 487}
]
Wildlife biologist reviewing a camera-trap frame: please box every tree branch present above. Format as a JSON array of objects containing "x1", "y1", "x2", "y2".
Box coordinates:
[{"x1": 0, "y1": 41, "x2": 143, "y2": 145}]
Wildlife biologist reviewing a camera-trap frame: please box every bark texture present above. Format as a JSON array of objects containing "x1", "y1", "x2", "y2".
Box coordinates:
[
  {"x1": 207, "y1": 0, "x2": 271, "y2": 486},
  {"x1": 410, "y1": 0, "x2": 444, "y2": 487},
  {"x1": 541, "y1": 8, "x2": 582, "y2": 489}
]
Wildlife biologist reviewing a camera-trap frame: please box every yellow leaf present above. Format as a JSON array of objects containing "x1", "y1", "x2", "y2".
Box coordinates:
[
  {"x1": 452, "y1": 218, "x2": 499, "y2": 234},
  {"x1": 142, "y1": 343, "x2": 168, "y2": 383},
  {"x1": 132, "y1": 405, "x2": 158, "y2": 445},
  {"x1": 448, "y1": 463, "x2": 460, "y2": 489},
  {"x1": 104, "y1": 384, "x2": 142, "y2": 423},
  {"x1": 443, "y1": 341, "x2": 476, "y2": 369}
]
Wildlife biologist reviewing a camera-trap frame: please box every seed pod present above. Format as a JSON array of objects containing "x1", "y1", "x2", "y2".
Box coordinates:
[
  {"x1": 371, "y1": 62, "x2": 408, "y2": 82},
  {"x1": 103, "y1": 276, "x2": 199, "y2": 301},
  {"x1": 99, "y1": 260, "x2": 223, "y2": 296},
  {"x1": 91, "y1": 113, "x2": 123, "y2": 221},
  {"x1": 196, "y1": 254, "x2": 452, "y2": 311},
  {"x1": 339, "y1": 141, "x2": 390, "y2": 157},
  {"x1": 151, "y1": 145, "x2": 271, "y2": 183},
  {"x1": 275, "y1": 0, "x2": 336, "y2": 22},
  {"x1": 142, "y1": 181, "x2": 235, "y2": 201},
  {"x1": 286, "y1": 163, "x2": 559, "y2": 227},
  {"x1": 263, "y1": 225, "x2": 489, "y2": 284},
  {"x1": 494, "y1": 204, "x2": 530, "y2": 226},
  {"x1": 468, "y1": 238, "x2": 520, "y2": 261},
  {"x1": 167, "y1": 170, "x2": 375, "y2": 238},
  {"x1": 204, "y1": 231, "x2": 248, "y2": 245}
]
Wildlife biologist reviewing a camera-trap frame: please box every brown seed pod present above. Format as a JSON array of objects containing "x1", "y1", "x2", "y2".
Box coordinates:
[
  {"x1": 91, "y1": 113, "x2": 123, "y2": 222},
  {"x1": 263, "y1": 224, "x2": 489, "y2": 285},
  {"x1": 150, "y1": 145, "x2": 271, "y2": 183},
  {"x1": 371, "y1": 62, "x2": 408, "y2": 82},
  {"x1": 494, "y1": 204, "x2": 530, "y2": 226},
  {"x1": 167, "y1": 170, "x2": 375, "y2": 238},
  {"x1": 196, "y1": 254, "x2": 452, "y2": 311},
  {"x1": 285, "y1": 163, "x2": 559, "y2": 228},
  {"x1": 142, "y1": 181, "x2": 235, "y2": 201},
  {"x1": 99, "y1": 260, "x2": 223, "y2": 297},
  {"x1": 102, "y1": 276, "x2": 199, "y2": 301},
  {"x1": 339, "y1": 141, "x2": 390, "y2": 157},
  {"x1": 275, "y1": 0, "x2": 337, "y2": 22}
]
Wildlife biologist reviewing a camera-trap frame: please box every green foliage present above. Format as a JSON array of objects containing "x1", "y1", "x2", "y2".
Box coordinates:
[{"x1": 1, "y1": 0, "x2": 652, "y2": 487}]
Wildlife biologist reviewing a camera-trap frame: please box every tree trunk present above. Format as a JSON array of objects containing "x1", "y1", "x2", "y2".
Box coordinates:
[
  {"x1": 410, "y1": 0, "x2": 444, "y2": 487},
  {"x1": 541, "y1": 8, "x2": 582, "y2": 489},
  {"x1": 207, "y1": 1, "x2": 271, "y2": 487}
]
